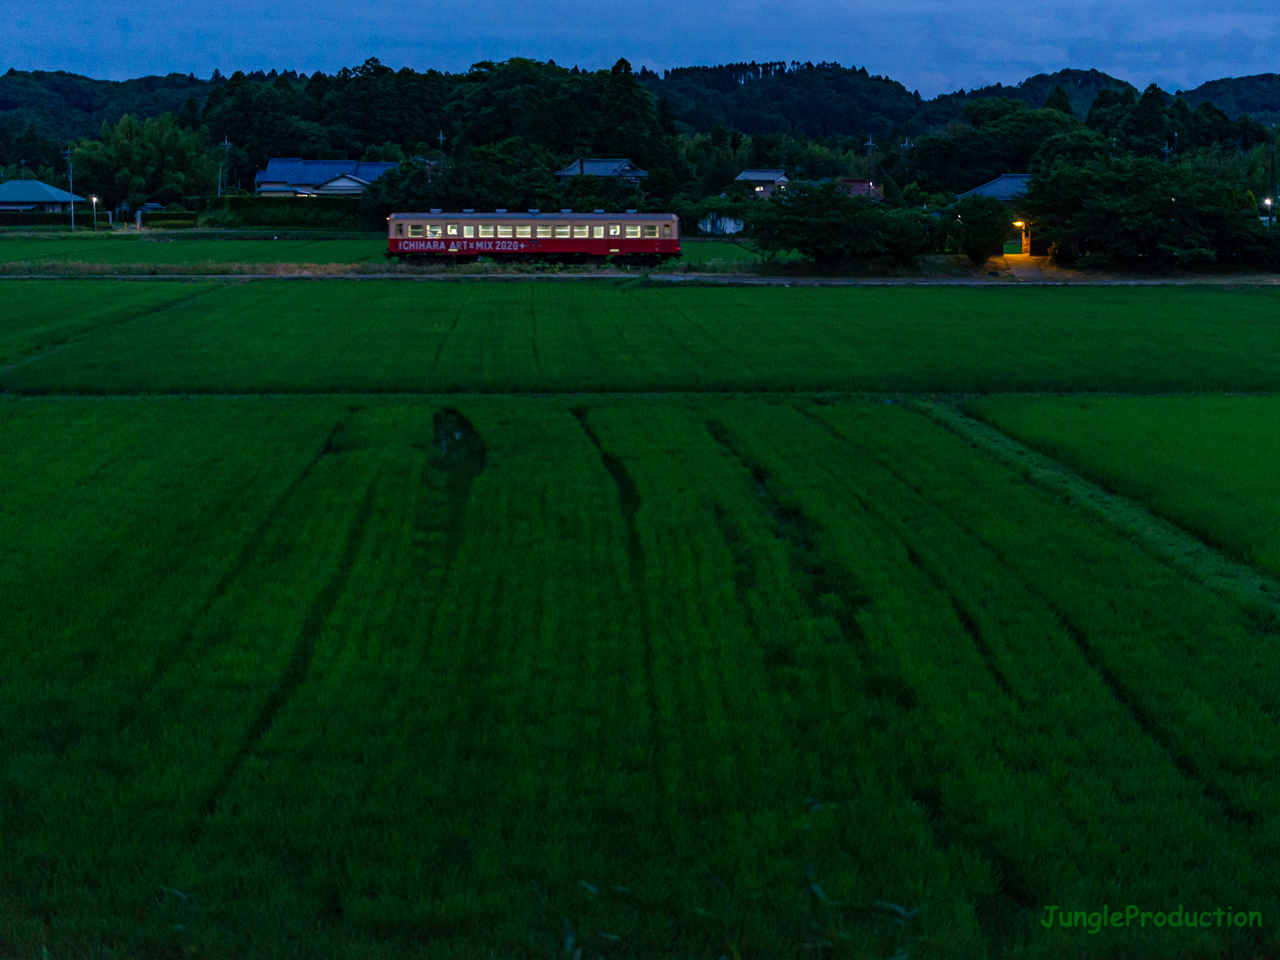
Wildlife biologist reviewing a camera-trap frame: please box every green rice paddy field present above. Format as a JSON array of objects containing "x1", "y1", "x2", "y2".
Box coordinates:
[
  {"x1": 0, "y1": 236, "x2": 388, "y2": 266},
  {"x1": 3, "y1": 279, "x2": 1280, "y2": 959},
  {"x1": 0, "y1": 236, "x2": 753, "y2": 269}
]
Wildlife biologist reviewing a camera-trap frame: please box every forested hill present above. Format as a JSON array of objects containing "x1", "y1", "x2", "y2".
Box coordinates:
[
  {"x1": 0, "y1": 68, "x2": 213, "y2": 154},
  {"x1": 1178, "y1": 74, "x2": 1280, "y2": 126},
  {"x1": 3, "y1": 60, "x2": 1280, "y2": 172},
  {"x1": 639, "y1": 65, "x2": 1139, "y2": 137}
]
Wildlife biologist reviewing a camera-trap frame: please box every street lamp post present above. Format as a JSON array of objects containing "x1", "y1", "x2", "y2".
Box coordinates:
[{"x1": 91, "y1": 195, "x2": 98, "y2": 231}]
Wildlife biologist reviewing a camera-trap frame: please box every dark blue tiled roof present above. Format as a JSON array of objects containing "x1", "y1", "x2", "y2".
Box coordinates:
[
  {"x1": 553, "y1": 158, "x2": 647, "y2": 178},
  {"x1": 254, "y1": 159, "x2": 398, "y2": 186}
]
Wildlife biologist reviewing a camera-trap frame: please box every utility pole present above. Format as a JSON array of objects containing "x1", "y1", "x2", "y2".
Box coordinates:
[
  {"x1": 218, "y1": 135, "x2": 232, "y2": 197},
  {"x1": 1173, "y1": 131, "x2": 1178, "y2": 159},
  {"x1": 438, "y1": 129, "x2": 446, "y2": 151},
  {"x1": 1162, "y1": 141, "x2": 1172, "y2": 162},
  {"x1": 1271, "y1": 124, "x2": 1276, "y2": 227},
  {"x1": 901, "y1": 136, "x2": 913, "y2": 187},
  {"x1": 863, "y1": 136, "x2": 876, "y2": 179},
  {"x1": 62, "y1": 145, "x2": 74, "y2": 231}
]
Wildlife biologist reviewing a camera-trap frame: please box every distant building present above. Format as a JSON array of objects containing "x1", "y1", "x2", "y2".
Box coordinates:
[
  {"x1": 254, "y1": 159, "x2": 398, "y2": 197},
  {"x1": 0, "y1": 179, "x2": 84, "y2": 212},
  {"x1": 956, "y1": 173, "x2": 1031, "y2": 202},
  {"x1": 734, "y1": 169, "x2": 789, "y2": 198},
  {"x1": 837, "y1": 179, "x2": 885, "y2": 202},
  {"x1": 554, "y1": 158, "x2": 648, "y2": 184}
]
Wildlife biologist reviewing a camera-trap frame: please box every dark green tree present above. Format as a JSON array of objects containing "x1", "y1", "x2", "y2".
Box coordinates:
[
  {"x1": 73, "y1": 113, "x2": 217, "y2": 209},
  {"x1": 1025, "y1": 156, "x2": 1270, "y2": 266},
  {"x1": 745, "y1": 182, "x2": 936, "y2": 266},
  {"x1": 1030, "y1": 128, "x2": 1109, "y2": 172},
  {"x1": 951, "y1": 195, "x2": 1015, "y2": 264},
  {"x1": 1043, "y1": 86, "x2": 1075, "y2": 116}
]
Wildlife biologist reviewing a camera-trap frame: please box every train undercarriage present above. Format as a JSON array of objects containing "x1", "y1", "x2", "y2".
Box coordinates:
[{"x1": 386, "y1": 251, "x2": 681, "y2": 267}]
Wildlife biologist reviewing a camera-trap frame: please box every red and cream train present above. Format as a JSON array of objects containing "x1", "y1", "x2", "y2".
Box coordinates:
[{"x1": 387, "y1": 209, "x2": 680, "y2": 265}]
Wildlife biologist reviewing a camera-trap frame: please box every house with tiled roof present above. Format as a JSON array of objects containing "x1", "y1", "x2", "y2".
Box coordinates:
[
  {"x1": 734, "y1": 169, "x2": 789, "y2": 198},
  {"x1": 254, "y1": 159, "x2": 398, "y2": 197},
  {"x1": 0, "y1": 178, "x2": 84, "y2": 211},
  {"x1": 554, "y1": 158, "x2": 648, "y2": 184}
]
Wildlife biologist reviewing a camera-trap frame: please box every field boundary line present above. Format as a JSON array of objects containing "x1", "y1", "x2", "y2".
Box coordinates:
[
  {"x1": 917, "y1": 401, "x2": 1280, "y2": 623},
  {"x1": 0, "y1": 284, "x2": 218, "y2": 378}
]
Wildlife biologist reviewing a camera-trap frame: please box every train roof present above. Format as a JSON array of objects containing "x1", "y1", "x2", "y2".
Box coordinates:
[{"x1": 388, "y1": 210, "x2": 675, "y2": 220}]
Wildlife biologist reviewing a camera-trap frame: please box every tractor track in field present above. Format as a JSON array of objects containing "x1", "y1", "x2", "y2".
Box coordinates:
[
  {"x1": 528, "y1": 298, "x2": 541, "y2": 373},
  {"x1": 703, "y1": 415, "x2": 1041, "y2": 940},
  {"x1": 52, "y1": 422, "x2": 349, "y2": 755},
  {"x1": 429, "y1": 287, "x2": 473, "y2": 375},
  {"x1": 802, "y1": 402, "x2": 1257, "y2": 824},
  {"x1": 197, "y1": 474, "x2": 378, "y2": 820},
  {"x1": 784, "y1": 405, "x2": 1020, "y2": 702},
  {"x1": 572, "y1": 407, "x2": 669, "y2": 806},
  {"x1": 705, "y1": 429, "x2": 923, "y2": 714}
]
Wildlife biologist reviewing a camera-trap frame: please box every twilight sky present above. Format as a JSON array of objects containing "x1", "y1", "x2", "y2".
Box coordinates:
[{"x1": 5, "y1": 0, "x2": 1278, "y2": 96}]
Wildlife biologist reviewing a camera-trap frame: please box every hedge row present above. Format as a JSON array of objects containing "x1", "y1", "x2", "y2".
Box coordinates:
[
  {"x1": 0, "y1": 212, "x2": 103, "y2": 227},
  {"x1": 140, "y1": 211, "x2": 198, "y2": 227}
]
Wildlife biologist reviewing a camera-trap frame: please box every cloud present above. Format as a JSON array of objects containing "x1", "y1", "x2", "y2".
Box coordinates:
[{"x1": 3, "y1": 0, "x2": 1278, "y2": 96}]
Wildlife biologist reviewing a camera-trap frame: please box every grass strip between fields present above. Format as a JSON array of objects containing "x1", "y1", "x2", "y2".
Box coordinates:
[{"x1": 918, "y1": 400, "x2": 1280, "y2": 625}]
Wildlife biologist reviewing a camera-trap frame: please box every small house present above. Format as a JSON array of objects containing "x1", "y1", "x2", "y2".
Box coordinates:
[
  {"x1": 254, "y1": 159, "x2": 398, "y2": 197},
  {"x1": 957, "y1": 174, "x2": 1035, "y2": 254},
  {"x1": 0, "y1": 179, "x2": 84, "y2": 212},
  {"x1": 554, "y1": 159, "x2": 648, "y2": 184},
  {"x1": 734, "y1": 169, "x2": 789, "y2": 198}
]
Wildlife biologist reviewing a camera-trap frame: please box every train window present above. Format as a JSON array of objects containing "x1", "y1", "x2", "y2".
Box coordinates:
[
  {"x1": 626, "y1": 225, "x2": 641, "y2": 238},
  {"x1": 499, "y1": 225, "x2": 514, "y2": 238},
  {"x1": 395, "y1": 224, "x2": 403, "y2": 237},
  {"x1": 663, "y1": 225, "x2": 671, "y2": 237},
  {"x1": 573, "y1": 224, "x2": 589, "y2": 238},
  {"x1": 536, "y1": 225, "x2": 553, "y2": 238},
  {"x1": 427, "y1": 225, "x2": 442, "y2": 238},
  {"x1": 643, "y1": 225, "x2": 658, "y2": 238},
  {"x1": 447, "y1": 224, "x2": 459, "y2": 236},
  {"x1": 479, "y1": 224, "x2": 495, "y2": 238},
  {"x1": 408, "y1": 224, "x2": 423, "y2": 237},
  {"x1": 463, "y1": 225, "x2": 475, "y2": 238},
  {"x1": 516, "y1": 225, "x2": 532, "y2": 238},
  {"x1": 555, "y1": 225, "x2": 571, "y2": 238},
  {"x1": 593, "y1": 225, "x2": 604, "y2": 238},
  {"x1": 609, "y1": 224, "x2": 621, "y2": 237}
]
